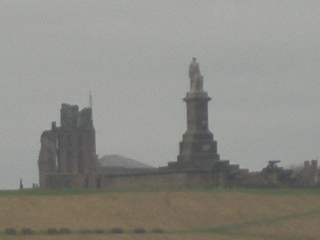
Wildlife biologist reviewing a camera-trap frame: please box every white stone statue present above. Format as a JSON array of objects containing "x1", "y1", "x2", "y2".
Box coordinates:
[{"x1": 189, "y1": 57, "x2": 203, "y2": 91}]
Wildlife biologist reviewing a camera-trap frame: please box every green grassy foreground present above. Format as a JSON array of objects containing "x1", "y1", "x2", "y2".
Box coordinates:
[
  {"x1": 1, "y1": 187, "x2": 320, "y2": 196},
  {"x1": 0, "y1": 188, "x2": 320, "y2": 240}
]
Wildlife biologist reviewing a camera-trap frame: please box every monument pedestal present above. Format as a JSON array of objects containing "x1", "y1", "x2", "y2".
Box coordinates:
[{"x1": 168, "y1": 59, "x2": 220, "y2": 170}]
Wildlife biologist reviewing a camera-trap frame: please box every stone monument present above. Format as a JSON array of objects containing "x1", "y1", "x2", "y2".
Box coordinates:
[{"x1": 169, "y1": 58, "x2": 220, "y2": 169}]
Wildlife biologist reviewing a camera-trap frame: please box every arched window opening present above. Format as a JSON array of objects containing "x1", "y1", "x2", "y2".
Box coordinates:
[
  {"x1": 96, "y1": 178, "x2": 101, "y2": 189},
  {"x1": 85, "y1": 178, "x2": 89, "y2": 188},
  {"x1": 78, "y1": 151, "x2": 84, "y2": 174},
  {"x1": 67, "y1": 135, "x2": 72, "y2": 147},
  {"x1": 66, "y1": 151, "x2": 72, "y2": 173},
  {"x1": 78, "y1": 135, "x2": 82, "y2": 147}
]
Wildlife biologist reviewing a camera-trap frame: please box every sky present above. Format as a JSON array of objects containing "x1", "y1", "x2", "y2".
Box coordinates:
[{"x1": 1, "y1": 1, "x2": 320, "y2": 189}]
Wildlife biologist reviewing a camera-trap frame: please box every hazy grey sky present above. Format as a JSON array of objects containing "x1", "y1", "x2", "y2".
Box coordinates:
[{"x1": 1, "y1": 1, "x2": 320, "y2": 189}]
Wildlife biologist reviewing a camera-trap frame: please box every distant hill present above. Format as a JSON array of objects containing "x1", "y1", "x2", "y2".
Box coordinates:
[{"x1": 98, "y1": 154, "x2": 154, "y2": 169}]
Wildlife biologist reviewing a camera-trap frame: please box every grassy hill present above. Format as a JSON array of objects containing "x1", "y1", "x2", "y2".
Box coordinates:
[
  {"x1": 0, "y1": 188, "x2": 320, "y2": 240},
  {"x1": 99, "y1": 154, "x2": 154, "y2": 168}
]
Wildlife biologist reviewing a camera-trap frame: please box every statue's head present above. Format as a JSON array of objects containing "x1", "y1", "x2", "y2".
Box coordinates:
[{"x1": 192, "y1": 57, "x2": 197, "y2": 62}]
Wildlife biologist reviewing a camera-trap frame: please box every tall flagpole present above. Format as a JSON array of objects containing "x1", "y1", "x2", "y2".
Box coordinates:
[{"x1": 89, "y1": 91, "x2": 93, "y2": 109}]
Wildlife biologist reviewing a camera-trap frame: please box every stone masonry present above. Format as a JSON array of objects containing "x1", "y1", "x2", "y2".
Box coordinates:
[
  {"x1": 37, "y1": 59, "x2": 304, "y2": 189},
  {"x1": 169, "y1": 58, "x2": 220, "y2": 169},
  {"x1": 38, "y1": 104, "x2": 98, "y2": 188}
]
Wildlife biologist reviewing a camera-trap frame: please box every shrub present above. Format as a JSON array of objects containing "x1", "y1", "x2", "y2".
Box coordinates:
[
  {"x1": 152, "y1": 228, "x2": 164, "y2": 233},
  {"x1": 79, "y1": 229, "x2": 92, "y2": 234},
  {"x1": 5, "y1": 228, "x2": 16, "y2": 235},
  {"x1": 134, "y1": 228, "x2": 145, "y2": 234},
  {"x1": 21, "y1": 228, "x2": 33, "y2": 234},
  {"x1": 111, "y1": 227, "x2": 123, "y2": 234},
  {"x1": 47, "y1": 228, "x2": 59, "y2": 234},
  {"x1": 94, "y1": 229, "x2": 105, "y2": 234},
  {"x1": 59, "y1": 228, "x2": 71, "y2": 234}
]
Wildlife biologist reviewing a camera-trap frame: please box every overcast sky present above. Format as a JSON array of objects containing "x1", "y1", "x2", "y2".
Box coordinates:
[{"x1": 1, "y1": 1, "x2": 319, "y2": 189}]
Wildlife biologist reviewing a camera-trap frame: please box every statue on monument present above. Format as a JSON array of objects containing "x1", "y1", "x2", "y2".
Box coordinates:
[{"x1": 189, "y1": 57, "x2": 203, "y2": 91}]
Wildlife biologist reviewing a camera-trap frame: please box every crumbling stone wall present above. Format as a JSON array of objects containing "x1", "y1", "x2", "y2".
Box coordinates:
[
  {"x1": 38, "y1": 131, "x2": 57, "y2": 187},
  {"x1": 44, "y1": 170, "x2": 220, "y2": 190},
  {"x1": 38, "y1": 104, "x2": 98, "y2": 188},
  {"x1": 294, "y1": 160, "x2": 319, "y2": 187}
]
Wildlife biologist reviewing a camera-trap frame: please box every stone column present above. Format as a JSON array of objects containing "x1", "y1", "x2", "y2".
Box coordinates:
[{"x1": 173, "y1": 58, "x2": 220, "y2": 169}]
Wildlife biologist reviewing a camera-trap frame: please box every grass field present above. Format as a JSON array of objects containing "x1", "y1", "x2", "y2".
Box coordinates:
[{"x1": 1, "y1": 188, "x2": 320, "y2": 240}]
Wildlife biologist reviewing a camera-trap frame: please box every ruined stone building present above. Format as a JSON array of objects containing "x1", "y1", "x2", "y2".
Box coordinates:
[
  {"x1": 38, "y1": 59, "x2": 304, "y2": 189},
  {"x1": 294, "y1": 160, "x2": 320, "y2": 187},
  {"x1": 38, "y1": 104, "x2": 98, "y2": 188},
  {"x1": 37, "y1": 59, "x2": 249, "y2": 189}
]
